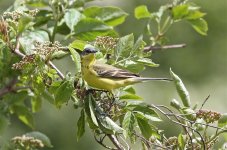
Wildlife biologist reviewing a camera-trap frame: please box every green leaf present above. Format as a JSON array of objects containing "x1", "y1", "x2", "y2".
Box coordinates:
[
  {"x1": 133, "y1": 105, "x2": 162, "y2": 122},
  {"x1": 115, "y1": 34, "x2": 134, "y2": 60},
  {"x1": 34, "y1": 10, "x2": 52, "y2": 27},
  {"x1": 122, "y1": 112, "x2": 135, "y2": 138},
  {"x1": 74, "y1": 18, "x2": 116, "y2": 41},
  {"x1": 97, "y1": 114, "x2": 124, "y2": 134},
  {"x1": 84, "y1": 95, "x2": 99, "y2": 129},
  {"x1": 170, "y1": 69, "x2": 191, "y2": 107},
  {"x1": 123, "y1": 60, "x2": 145, "y2": 73},
  {"x1": 77, "y1": 109, "x2": 85, "y2": 141},
  {"x1": 13, "y1": 105, "x2": 34, "y2": 129},
  {"x1": 54, "y1": 80, "x2": 74, "y2": 108},
  {"x1": 120, "y1": 94, "x2": 142, "y2": 100},
  {"x1": 69, "y1": 40, "x2": 87, "y2": 51},
  {"x1": 20, "y1": 30, "x2": 49, "y2": 54},
  {"x1": 134, "y1": 5, "x2": 151, "y2": 19},
  {"x1": 51, "y1": 50, "x2": 68, "y2": 59},
  {"x1": 172, "y1": 4, "x2": 189, "y2": 20},
  {"x1": 68, "y1": 47, "x2": 81, "y2": 73},
  {"x1": 31, "y1": 95, "x2": 42, "y2": 112},
  {"x1": 182, "y1": 108, "x2": 196, "y2": 121},
  {"x1": 25, "y1": 0, "x2": 49, "y2": 7},
  {"x1": 0, "y1": 115, "x2": 9, "y2": 133},
  {"x1": 136, "y1": 58, "x2": 159, "y2": 67},
  {"x1": 188, "y1": 18, "x2": 208, "y2": 35},
  {"x1": 136, "y1": 115, "x2": 154, "y2": 139},
  {"x1": 25, "y1": 131, "x2": 53, "y2": 147},
  {"x1": 218, "y1": 113, "x2": 227, "y2": 128},
  {"x1": 84, "y1": 6, "x2": 128, "y2": 26},
  {"x1": 132, "y1": 36, "x2": 145, "y2": 56},
  {"x1": 185, "y1": 10, "x2": 206, "y2": 20},
  {"x1": 178, "y1": 133, "x2": 185, "y2": 149},
  {"x1": 123, "y1": 86, "x2": 136, "y2": 94},
  {"x1": 18, "y1": 16, "x2": 32, "y2": 34},
  {"x1": 64, "y1": 9, "x2": 82, "y2": 31}
]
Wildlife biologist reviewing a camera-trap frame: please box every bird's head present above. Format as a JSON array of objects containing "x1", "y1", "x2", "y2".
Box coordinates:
[{"x1": 81, "y1": 47, "x2": 97, "y2": 61}]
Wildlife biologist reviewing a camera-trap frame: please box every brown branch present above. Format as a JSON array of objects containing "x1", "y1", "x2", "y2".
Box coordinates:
[
  {"x1": 0, "y1": 78, "x2": 17, "y2": 98},
  {"x1": 94, "y1": 134, "x2": 117, "y2": 150},
  {"x1": 144, "y1": 43, "x2": 186, "y2": 52},
  {"x1": 107, "y1": 134, "x2": 125, "y2": 150}
]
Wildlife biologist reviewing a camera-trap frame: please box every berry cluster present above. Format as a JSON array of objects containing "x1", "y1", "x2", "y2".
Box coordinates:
[
  {"x1": 11, "y1": 135, "x2": 44, "y2": 149},
  {"x1": 34, "y1": 41, "x2": 62, "y2": 60},
  {"x1": 12, "y1": 54, "x2": 36, "y2": 70},
  {"x1": 196, "y1": 109, "x2": 221, "y2": 123},
  {"x1": 95, "y1": 36, "x2": 119, "y2": 51}
]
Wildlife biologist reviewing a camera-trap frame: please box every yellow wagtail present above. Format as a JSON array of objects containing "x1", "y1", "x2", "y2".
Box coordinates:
[{"x1": 81, "y1": 47, "x2": 170, "y2": 92}]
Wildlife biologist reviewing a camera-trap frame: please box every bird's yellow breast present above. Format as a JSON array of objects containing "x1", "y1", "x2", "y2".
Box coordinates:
[{"x1": 82, "y1": 65, "x2": 133, "y2": 91}]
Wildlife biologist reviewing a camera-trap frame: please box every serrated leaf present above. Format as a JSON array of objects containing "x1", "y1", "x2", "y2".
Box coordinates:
[
  {"x1": 134, "y1": 5, "x2": 151, "y2": 19},
  {"x1": 64, "y1": 9, "x2": 82, "y2": 31},
  {"x1": 188, "y1": 18, "x2": 208, "y2": 35},
  {"x1": 84, "y1": 6, "x2": 128, "y2": 26},
  {"x1": 136, "y1": 58, "x2": 159, "y2": 67},
  {"x1": 122, "y1": 112, "x2": 135, "y2": 138},
  {"x1": 218, "y1": 113, "x2": 227, "y2": 128},
  {"x1": 25, "y1": 131, "x2": 52, "y2": 147},
  {"x1": 74, "y1": 18, "x2": 116, "y2": 41},
  {"x1": 133, "y1": 105, "x2": 162, "y2": 122},
  {"x1": 115, "y1": 34, "x2": 134, "y2": 61},
  {"x1": 172, "y1": 4, "x2": 189, "y2": 20},
  {"x1": 68, "y1": 47, "x2": 81, "y2": 73},
  {"x1": 136, "y1": 115, "x2": 153, "y2": 139},
  {"x1": 77, "y1": 109, "x2": 85, "y2": 141},
  {"x1": 170, "y1": 69, "x2": 191, "y2": 107},
  {"x1": 54, "y1": 80, "x2": 74, "y2": 108},
  {"x1": 120, "y1": 94, "x2": 142, "y2": 100},
  {"x1": 132, "y1": 36, "x2": 145, "y2": 56}
]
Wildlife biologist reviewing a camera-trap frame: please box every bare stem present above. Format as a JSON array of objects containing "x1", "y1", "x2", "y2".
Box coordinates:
[
  {"x1": 144, "y1": 43, "x2": 186, "y2": 52},
  {"x1": 107, "y1": 134, "x2": 125, "y2": 150}
]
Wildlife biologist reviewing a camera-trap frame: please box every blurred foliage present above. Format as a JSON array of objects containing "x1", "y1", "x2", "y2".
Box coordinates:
[{"x1": 0, "y1": 0, "x2": 227, "y2": 150}]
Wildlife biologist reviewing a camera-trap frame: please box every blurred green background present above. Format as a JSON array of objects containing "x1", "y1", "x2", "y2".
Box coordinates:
[{"x1": 0, "y1": 0, "x2": 227, "y2": 149}]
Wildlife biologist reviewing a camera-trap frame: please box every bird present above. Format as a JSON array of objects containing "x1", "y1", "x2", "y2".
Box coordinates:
[{"x1": 81, "y1": 47, "x2": 171, "y2": 92}]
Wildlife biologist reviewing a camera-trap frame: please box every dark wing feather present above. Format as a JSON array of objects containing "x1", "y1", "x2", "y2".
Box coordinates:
[{"x1": 93, "y1": 63, "x2": 139, "y2": 79}]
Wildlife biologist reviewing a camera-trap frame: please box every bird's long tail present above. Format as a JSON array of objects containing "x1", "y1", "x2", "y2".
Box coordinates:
[{"x1": 133, "y1": 77, "x2": 172, "y2": 82}]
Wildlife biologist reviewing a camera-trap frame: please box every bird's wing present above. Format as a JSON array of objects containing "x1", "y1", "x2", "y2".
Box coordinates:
[{"x1": 93, "y1": 63, "x2": 139, "y2": 79}]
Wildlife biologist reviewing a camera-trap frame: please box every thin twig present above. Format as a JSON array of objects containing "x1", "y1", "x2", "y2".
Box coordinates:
[
  {"x1": 144, "y1": 43, "x2": 186, "y2": 52},
  {"x1": 107, "y1": 134, "x2": 125, "y2": 150},
  {"x1": 149, "y1": 104, "x2": 206, "y2": 150},
  {"x1": 94, "y1": 134, "x2": 117, "y2": 150},
  {"x1": 199, "y1": 95, "x2": 210, "y2": 110}
]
